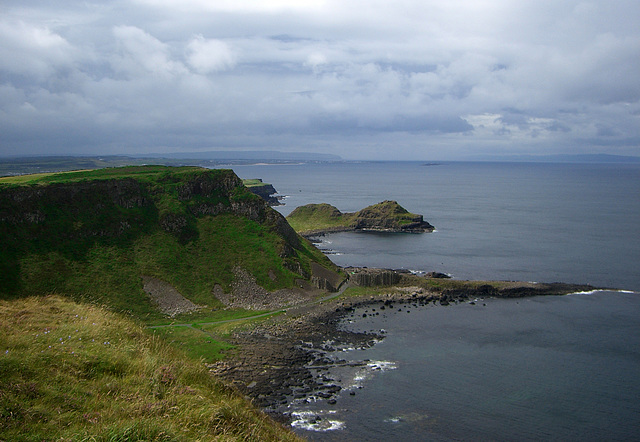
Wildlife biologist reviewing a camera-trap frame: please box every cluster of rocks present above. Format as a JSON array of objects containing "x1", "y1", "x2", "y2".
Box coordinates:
[
  {"x1": 208, "y1": 305, "x2": 379, "y2": 419},
  {"x1": 142, "y1": 276, "x2": 201, "y2": 317},
  {"x1": 208, "y1": 275, "x2": 598, "y2": 424}
]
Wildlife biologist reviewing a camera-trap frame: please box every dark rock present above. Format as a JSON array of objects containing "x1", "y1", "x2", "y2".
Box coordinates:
[{"x1": 425, "y1": 272, "x2": 451, "y2": 279}]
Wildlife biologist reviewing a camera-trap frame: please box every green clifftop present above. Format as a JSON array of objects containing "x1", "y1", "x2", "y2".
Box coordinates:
[
  {"x1": 286, "y1": 200, "x2": 435, "y2": 236},
  {"x1": 0, "y1": 166, "x2": 339, "y2": 317}
]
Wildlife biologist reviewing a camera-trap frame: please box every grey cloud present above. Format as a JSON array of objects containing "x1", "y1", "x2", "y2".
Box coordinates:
[{"x1": 1, "y1": 0, "x2": 639, "y2": 160}]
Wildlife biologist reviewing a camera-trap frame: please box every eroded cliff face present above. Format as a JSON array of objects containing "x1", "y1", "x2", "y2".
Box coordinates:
[
  {"x1": 0, "y1": 167, "x2": 335, "y2": 305},
  {"x1": 246, "y1": 182, "x2": 282, "y2": 206},
  {"x1": 0, "y1": 178, "x2": 154, "y2": 248},
  {"x1": 0, "y1": 170, "x2": 299, "y2": 251}
]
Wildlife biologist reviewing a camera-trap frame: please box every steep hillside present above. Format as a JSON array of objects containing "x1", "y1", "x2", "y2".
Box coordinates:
[
  {"x1": 0, "y1": 166, "x2": 339, "y2": 318},
  {"x1": 287, "y1": 200, "x2": 434, "y2": 236},
  {"x1": 0, "y1": 295, "x2": 299, "y2": 441}
]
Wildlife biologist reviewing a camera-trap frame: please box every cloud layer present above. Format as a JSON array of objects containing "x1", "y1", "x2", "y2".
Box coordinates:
[{"x1": 1, "y1": 0, "x2": 639, "y2": 159}]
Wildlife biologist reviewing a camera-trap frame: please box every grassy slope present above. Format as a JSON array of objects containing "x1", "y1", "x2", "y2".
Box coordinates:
[
  {"x1": 286, "y1": 200, "x2": 421, "y2": 233},
  {"x1": 0, "y1": 166, "x2": 334, "y2": 321},
  {"x1": 0, "y1": 295, "x2": 300, "y2": 441}
]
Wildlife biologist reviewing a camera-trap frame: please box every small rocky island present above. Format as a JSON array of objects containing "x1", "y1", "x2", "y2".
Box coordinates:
[{"x1": 286, "y1": 200, "x2": 434, "y2": 236}]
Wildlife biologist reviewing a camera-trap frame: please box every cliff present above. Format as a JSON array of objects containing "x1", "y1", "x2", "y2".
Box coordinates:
[
  {"x1": 243, "y1": 179, "x2": 282, "y2": 206},
  {"x1": 0, "y1": 166, "x2": 341, "y2": 316},
  {"x1": 286, "y1": 200, "x2": 435, "y2": 236}
]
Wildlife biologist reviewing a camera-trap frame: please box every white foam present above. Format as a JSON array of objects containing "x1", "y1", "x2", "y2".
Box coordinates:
[
  {"x1": 290, "y1": 410, "x2": 345, "y2": 432},
  {"x1": 367, "y1": 360, "x2": 397, "y2": 371},
  {"x1": 348, "y1": 360, "x2": 397, "y2": 387},
  {"x1": 567, "y1": 290, "x2": 600, "y2": 296},
  {"x1": 567, "y1": 289, "x2": 636, "y2": 296}
]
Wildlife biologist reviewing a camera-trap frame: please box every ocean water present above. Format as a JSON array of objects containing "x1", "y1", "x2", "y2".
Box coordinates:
[{"x1": 227, "y1": 161, "x2": 640, "y2": 440}]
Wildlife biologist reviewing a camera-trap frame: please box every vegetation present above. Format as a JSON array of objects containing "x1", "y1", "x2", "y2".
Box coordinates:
[
  {"x1": 287, "y1": 200, "x2": 433, "y2": 234},
  {"x1": 0, "y1": 166, "x2": 336, "y2": 320},
  {"x1": 0, "y1": 295, "x2": 300, "y2": 441},
  {"x1": 241, "y1": 179, "x2": 267, "y2": 188}
]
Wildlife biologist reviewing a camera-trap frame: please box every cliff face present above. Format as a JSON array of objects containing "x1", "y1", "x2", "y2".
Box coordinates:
[
  {"x1": 244, "y1": 179, "x2": 282, "y2": 206},
  {"x1": 0, "y1": 166, "x2": 338, "y2": 314}
]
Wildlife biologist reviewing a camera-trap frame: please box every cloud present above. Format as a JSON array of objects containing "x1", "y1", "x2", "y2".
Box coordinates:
[
  {"x1": 0, "y1": 0, "x2": 639, "y2": 159},
  {"x1": 186, "y1": 36, "x2": 236, "y2": 73},
  {"x1": 0, "y1": 20, "x2": 75, "y2": 78},
  {"x1": 112, "y1": 25, "x2": 186, "y2": 78}
]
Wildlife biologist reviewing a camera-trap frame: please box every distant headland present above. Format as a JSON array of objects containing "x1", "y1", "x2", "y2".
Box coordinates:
[{"x1": 286, "y1": 200, "x2": 435, "y2": 236}]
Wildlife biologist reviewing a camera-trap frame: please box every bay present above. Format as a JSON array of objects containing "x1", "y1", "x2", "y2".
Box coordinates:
[
  {"x1": 226, "y1": 161, "x2": 640, "y2": 440},
  {"x1": 230, "y1": 161, "x2": 640, "y2": 291}
]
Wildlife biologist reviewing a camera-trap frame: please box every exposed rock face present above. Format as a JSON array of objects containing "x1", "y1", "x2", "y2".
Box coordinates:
[
  {"x1": 246, "y1": 180, "x2": 282, "y2": 206},
  {"x1": 0, "y1": 178, "x2": 153, "y2": 243},
  {"x1": 310, "y1": 262, "x2": 344, "y2": 292},
  {"x1": 347, "y1": 267, "x2": 403, "y2": 287},
  {"x1": 0, "y1": 167, "x2": 335, "y2": 303},
  {"x1": 352, "y1": 200, "x2": 434, "y2": 232},
  {"x1": 213, "y1": 267, "x2": 319, "y2": 310}
]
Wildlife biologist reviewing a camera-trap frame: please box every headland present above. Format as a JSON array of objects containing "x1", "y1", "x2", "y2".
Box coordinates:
[{"x1": 286, "y1": 200, "x2": 435, "y2": 237}]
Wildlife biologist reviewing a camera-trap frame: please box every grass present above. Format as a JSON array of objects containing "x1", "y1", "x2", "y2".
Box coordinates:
[
  {"x1": 0, "y1": 165, "x2": 203, "y2": 186},
  {"x1": 241, "y1": 179, "x2": 269, "y2": 188},
  {"x1": 1, "y1": 165, "x2": 336, "y2": 320},
  {"x1": 150, "y1": 326, "x2": 236, "y2": 364},
  {"x1": 149, "y1": 310, "x2": 287, "y2": 364},
  {"x1": 0, "y1": 295, "x2": 301, "y2": 441},
  {"x1": 286, "y1": 200, "x2": 424, "y2": 233}
]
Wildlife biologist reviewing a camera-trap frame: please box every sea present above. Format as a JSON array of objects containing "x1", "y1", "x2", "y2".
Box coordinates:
[{"x1": 227, "y1": 161, "x2": 640, "y2": 441}]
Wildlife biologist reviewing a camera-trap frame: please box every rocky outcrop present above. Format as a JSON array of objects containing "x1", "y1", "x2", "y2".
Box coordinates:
[
  {"x1": 287, "y1": 200, "x2": 434, "y2": 236},
  {"x1": 351, "y1": 201, "x2": 434, "y2": 232},
  {"x1": 346, "y1": 267, "x2": 404, "y2": 287},
  {"x1": 246, "y1": 180, "x2": 282, "y2": 206},
  {"x1": 310, "y1": 262, "x2": 344, "y2": 292},
  {"x1": 0, "y1": 166, "x2": 337, "y2": 305}
]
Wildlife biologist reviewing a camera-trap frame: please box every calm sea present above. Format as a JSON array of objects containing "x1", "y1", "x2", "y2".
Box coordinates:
[{"x1": 228, "y1": 161, "x2": 640, "y2": 441}]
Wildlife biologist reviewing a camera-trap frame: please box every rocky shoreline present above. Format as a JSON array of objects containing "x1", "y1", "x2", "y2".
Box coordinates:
[{"x1": 207, "y1": 273, "x2": 596, "y2": 424}]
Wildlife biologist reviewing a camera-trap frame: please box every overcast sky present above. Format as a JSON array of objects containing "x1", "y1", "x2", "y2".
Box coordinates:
[{"x1": 1, "y1": 0, "x2": 639, "y2": 160}]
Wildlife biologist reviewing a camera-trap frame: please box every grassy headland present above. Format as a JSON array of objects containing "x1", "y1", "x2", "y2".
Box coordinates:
[
  {"x1": 0, "y1": 295, "x2": 300, "y2": 441},
  {"x1": 286, "y1": 200, "x2": 434, "y2": 235},
  {"x1": 0, "y1": 166, "x2": 338, "y2": 320}
]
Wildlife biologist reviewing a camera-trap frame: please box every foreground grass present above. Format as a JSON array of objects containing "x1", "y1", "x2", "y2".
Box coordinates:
[{"x1": 0, "y1": 296, "x2": 300, "y2": 442}]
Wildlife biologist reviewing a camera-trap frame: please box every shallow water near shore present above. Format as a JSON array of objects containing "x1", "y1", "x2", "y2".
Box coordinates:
[{"x1": 292, "y1": 290, "x2": 640, "y2": 441}]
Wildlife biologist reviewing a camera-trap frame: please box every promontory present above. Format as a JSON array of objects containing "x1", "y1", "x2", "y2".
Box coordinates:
[{"x1": 286, "y1": 200, "x2": 434, "y2": 236}]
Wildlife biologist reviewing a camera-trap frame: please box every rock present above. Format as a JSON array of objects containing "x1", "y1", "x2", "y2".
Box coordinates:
[{"x1": 425, "y1": 272, "x2": 451, "y2": 279}]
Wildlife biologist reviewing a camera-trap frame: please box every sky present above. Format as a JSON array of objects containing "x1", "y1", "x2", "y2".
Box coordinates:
[{"x1": 1, "y1": 0, "x2": 639, "y2": 160}]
